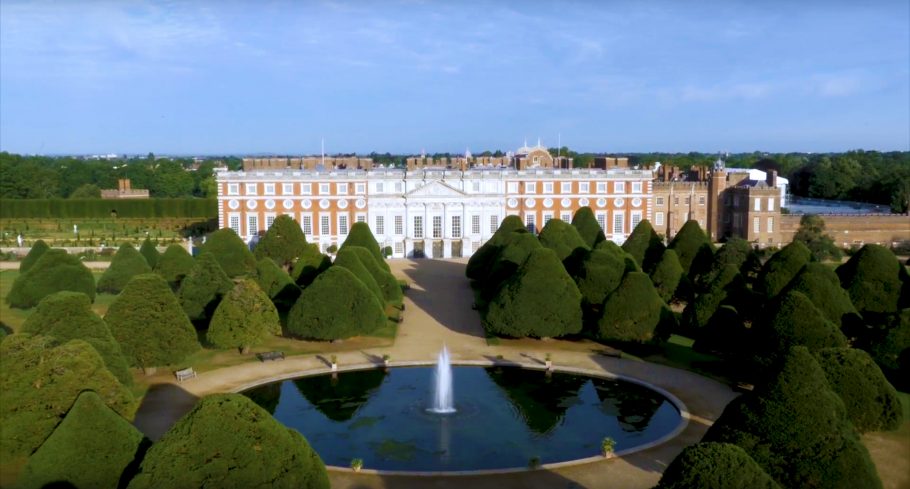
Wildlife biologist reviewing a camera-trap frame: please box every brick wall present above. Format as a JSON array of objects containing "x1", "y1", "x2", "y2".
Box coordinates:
[{"x1": 779, "y1": 214, "x2": 910, "y2": 247}]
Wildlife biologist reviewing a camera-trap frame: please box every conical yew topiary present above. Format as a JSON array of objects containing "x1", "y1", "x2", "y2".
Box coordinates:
[
  {"x1": 17, "y1": 391, "x2": 147, "y2": 489},
  {"x1": 154, "y1": 243, "x2": 196, "y2": 288},
  {"x1": 655, "y1": 442, "x2": 780, "y2": 489},
  {"x1": 139, "y1": 237, "x2": 160, "y2": 269},
  {"x1": 837, "y1": 244, "x2": 904, "y2": 316},
  {"x1": 291, "y1": 243, "x2": 332, "y2": 287},
  {"x1": 571, "y1": 207, "x2": 606, "y2": 248},
  {"x1": 466, "y1": 215, "x2": 525, "y2": 282},
  {"x1": 287, "y1": 266, "x2": 386, "y2": 340},
  {"x1": 127, "y1": 394, "x2": 329, "y2": 489},
  {"x1": 485, "y1": 248, "x2": 583, "y2": 338},
  {"x1": 668, "y1": 220, "x2": 715, "y2": 276},
  {"x1": 19, "y1": 239, "x2": 49, "y2": 274},
  {"x1": 332, "y1": 248, "x2": 385, "y2": 306},
  {"x1": 201, "y1": 228, "x2": 256, "y2": 278},
  {"x1": 7, "y1": 249, "x2": 96, "y2": 309},
  {"x1": 97, "y1": 244, "x2": 153, "y2": 294},
  {"x1": 346, "y1": 246, "x2": 402, "y2": 305},
  {"x1": 649, "y1": 249, "x2": 683, "y2": 303},
  {"x1": 538, "y1": 218, "x2": 589, "y2": 262},
  {"x1": 598, "y1": 271, "x2": 672, "y2": 343},
  {"x1": 105, "y1": 274, "x2": 200, "y2": 370},
  {"x1": 751, "y1": 290, "x2": 847, "y2": 368},
  {"x1": 694, "y1": 237, "x2": 751, "y2": 292},
  {"x1": 754, "y1": 241, "x2": 812, "y2": 298},
  {"x1": 254, "y1": 257, "x2": 301, "y2": 309},
  {"x1": 340, "y1": 221, "x2": 388, "y2": 270},
  {"x1": 208, "y1": 279, "x2": 280, "y2": 352},
  {"x1": 177, "y1": 251, "x2": 234, "y2": 322},
  {"x1": 782, "y1": 262, "x2": 860, "y2": 329},
  {"x1": 815, "y1": 347, "x2": 903, "y2": 433},
  {"x1": 622, "y1": 219, "x2": 665, "y2": 272},
  {"x1": 254, "y1": 215, "x2": 309, "y2": 269},
  {"x1": 23, "y1": 291, "x2": 132, "y2": 386}
]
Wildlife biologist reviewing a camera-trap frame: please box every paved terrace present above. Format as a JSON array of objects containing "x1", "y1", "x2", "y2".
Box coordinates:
[{"x1": 132, "y1": 259, "x2": 737, "y2": 489}]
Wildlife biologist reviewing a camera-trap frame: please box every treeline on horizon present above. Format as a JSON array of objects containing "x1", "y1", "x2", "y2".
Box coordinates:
[{"x1": 2, "y1": 149, "x2": 908, "y2": 213}]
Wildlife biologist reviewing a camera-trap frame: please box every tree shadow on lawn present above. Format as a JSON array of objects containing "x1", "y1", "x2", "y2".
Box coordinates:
[{"x1": 132, "y1": 383, "x2": 199, "y2": 441}]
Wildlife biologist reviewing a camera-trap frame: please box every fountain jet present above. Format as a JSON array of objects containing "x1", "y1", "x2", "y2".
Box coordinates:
[{"x1": 429, "y1": 345, "x2": 456, "y2": 413}]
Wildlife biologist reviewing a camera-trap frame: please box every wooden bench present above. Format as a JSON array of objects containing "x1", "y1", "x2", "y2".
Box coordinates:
[
  {"x1": 174, "y1": 367, "x2": 196, "y2": 382},
  {"x1": 257, "y1": 351, "x2": 285, "y2": 362}
]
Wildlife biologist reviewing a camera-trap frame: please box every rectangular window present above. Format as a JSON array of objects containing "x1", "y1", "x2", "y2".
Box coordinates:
[
  {"x1": 733, "y1": 195, "x2": 740, "y2": 207},
  {"x1": 355, "y1": 183, "x2": 366, "y2": 195},
  {"x1": 631, "y1": 211, "x2": 642, "y2": 230},
  {"x1": 414, "y1": 216, "x2": 424, "y2": 238},
  {"x1": 432, "y1": 216, "x2": 442, "y2": 238},
  {"x1": 579, "y1": 182, "x2": 590, "y2": 193},
  {"x1": 320, "y1": 215, "x2": 330, "y2": 235},
  {"x1": 301, "y1": 214, "x2": 312, "y2": 236},
  {"x1": 228, "y1": 184, "x2": 239, "y2": 195},
  {"x1": 247, "y1": 215, "x2": 259, "y2": 236},
  {"x1": 319, "y1": 183, "x2": 330, "y2": 195},
  {"x1": 767, "y1": 217, "x2": 774, "y2": 233},
  {"x1": 655, "y1": 212, "x2": 664, "y2": 226},
  {"x1": 753, "y1": 217, "x2": 760, "y2": 234},
  {"x1": 339, "y1": 214, "x2": 349, "y2": 235},
  {"x1": 472, "y1": 181, "x2": 481, "y2": 192},
  {"x1": 674, "y1": 197, "x2": 679, "y2": 205},
  {"x1": 754, "y1": 198, "x2": 761, "y2": 211},
  {"x1": 596, "y1": 213, "x2": 607, "y2": 231},
  {"x1": 525, "y1": 213, "x2": 536, "y2": 233},
  {"x1": 561, "y1": 212, "x2": 571, "y2": 222},
  {"x1": 356, "y1": 214, "x2": 366, "y2": 223},
  {"x1": 507, "y1": 182, "x2": 519, "y2": 193},
  {"x1": 394, "y1": 182, "x2": 403, "y2": 193},
  {"x1": 337, "y1": 183, "x2": 349, "y2": 195},
  {"x1": 395, "y1": 242, "x2": 404, "y2": 255},
  {"x1": 376, "y1": 182, "x2": 384, "y2": 193},
  {"x1": 685, "y1": 197, "x2": 691, "y2": 204},
  {"x1": 632, "y1": 182, "x2": 642, "y2": 193},
  {"x1": 394, "y1": 215, "x2": 404, "y2": 235},
  {"x1": 264, "y1": 183, "x2": 276, "y2": 195},
  {"x1": 543, "y1": 212, "x2": 553, "y2": 225},
  {"x1": 561, "y1": 182, "x2": 572, "y2": 193},
  {"x1": 699, "y1": 196, "x2": 706, "y2": 205},
  {"x1": 543, "y1": 182, "x2": 554, "y2": 194},
  {"x1": 452, "y1": 216, "x2": 462, "y2": 238},
  {"x1": 526, "y1": 182, "x2": 537, "y2": 194},
  {"x1": 301, "y1": 183, "x2": 312, "y2": 195},
  {"x1": 266, "y1": 214, "x2": 276, "y2": 230},
  {"x1": 613, "y1": 213, "x2": 625, "y2": 234},
  {"x1": 614, "y1": 182, "x2": 626, "y2": 193},
  {"x1": 596, "y1": 182, "x2": 607, "y2": 193},
  {"x1": 229, "y1": 215, "x2": 241, "y2": 235},
  {"x1": 245, "y1": 183, "x2": 258, "y2": 195},
  {"x1": 282, "y1": 183, "x2": 294, "y2": 195},
  {"x1": 472, "y1": 215, "x2": 481, "y2": 234},
  {"x1": 376, "y1": 215, "x2": 385, "y2": 235},
  {"x1": 768, "y1": 198, "x2": 775, "y2": 211},
  {"x1": 490, "y1": 215, "x2": 499, "y2": 233},
  {"x1": 656, "y1": 197, "x2": 664, "y2": 206}
]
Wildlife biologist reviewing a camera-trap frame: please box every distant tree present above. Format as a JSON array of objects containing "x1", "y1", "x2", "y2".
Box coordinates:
[
  {"x1": 837, "y1": 244, "x2": 904, "y2": 317},
  {"x1": 0, "y1": 335, "x2": 136, "y2": 461},
  {"x1": 655, "y1": 442, "x2": 780, "y2": 489},
  {"x1": 97, "y1": 244, "x2": 153, "y2": 294},
  {"x1": 7, "y1": 249, "x2": 96, "y2": 309},
  {"x1": 622, "y1": 219, "x2": 665, "y2": 272},
  {"x1": 751, "y1": 290, "x2": 847, "y2": 369},
  {"x1": 201, "y1": 228, "x2": 256, "y2": 278},
  {"x1": 485, "y1": 248, "x2": 583, "y2": 338},
  {"x1": 139, "y1": 237, "x2": 160, "y2": 269},
  {"x1": 105, "y1": 274, "x2": 200, "y2": 371},
  {"x1": 667, "y1": 220, "x2": 714, "y2": 278},
  {"x1": 754, "y1": 241, "x2": 812, "y2": 298},
  {"x1": 332, "y1": 248, "x2": 386, "y2": 306},
  {"x1": 254, "y1": 257, "x2": 301, "y2": 309},
  {"x1": 571, "y1": 207, "x2": 606, "y2": 248},
  {"x1": 793, "y1": 214, "x2": 842, "y2": 261},
  {"x1": 537, "y1": 218, "x2": 589, "y2": 261},
  {"x1": 19, "y1": 239, "x2": 49, "y2": 273},
  {"x1": 815, "y1": 347, "x2": 903, "y2": 433},
  {"x1": 598, "y1": 271, "x2": 673, "y2": 343},
  {"x1": 340, "y1": 221, "x2": 388, "y2": 270},
  {"x1": 23, "y1": 291, "x2": 132, "y2": 385},
  {"x1": 177, "y1": 252, "x2": 234, "y2": 322},
  {"x1": 345, "y1": 246, "x2": 403, "y2": 305},
  {"x1": 287, "y1": 267, "x2": 386, "y2": 340},
  {"x1": 254, "y1": 215, "x2": 309, "y2": 269},
  {"x1": 648, "y1": 249, "x2": 681, "y2": 302},
  {"x1": 154, "y1": 244, "x2": 196, "y2": 288},
  {"x1": 68, "y1": 183, "x2": 102, "y2": 199},
  {"x1": 17, "y1": 391, "x2": 147, "y2": 489},
  {"x1": 466, "y1": 215, "x2": 525, "y2": 282},
  {"x1": 704, "y1": 346, "x2": 882, "y2": 489},
  {"x1": 290, "y1": 243, "x2": 332, "y2": 287},
  {"x1": 208, "y1": 279, "x2": 280, "y2": 353},
  {"x1": 127, "y1": 394, "x2": 329, "y2": 489}
]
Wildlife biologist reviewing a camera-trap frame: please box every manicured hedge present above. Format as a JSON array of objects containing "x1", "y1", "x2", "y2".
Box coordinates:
[
  {"x1": 622, "y1": 219, "x2": 665, "y2": 272},
  {"x1": 0, "y1": 198, "x2": 216, "y2": 219},
  {"x1": 649, "y1": 249, "x2": 683, "y2": 303},
  {"x1": 837, "y1": 244, "x2": 905, "y2": 316},
  {"x1": 17, "y1": 391, "x2": 147, "y2": 489},
  {"x1": 466, "y1": 215, "x2": 525, "y2": 282},
  {"x1": 254, "y1": 215, "x2": 309, "y2": 269},
  {"x1": 177, "y1": 252, "x2": 234, "y2": 322},
  {"x1": 127, "y1": 394, "x2": 329, "y2": 489},
  {"x1": 287, "y1": 267, "x2": 386, "y2": 340},
  {"x1": 571, "y1": 207, "x2": 606, "y2": 248},
  {"x1": 815, "y1": 347, "x2": 903, "y2": 433},
  {"x1": 668, "y1": 220, "x2": 715, "y2": 276},
  {"x1": 254, "y1": 257, "x2": 301, "y2": 309},
  {"x1": 201, "y1": 228, "x2": 257, "y2": 278},
  {"x1": 19, "y1": 239, "x2": 49, "y2": 273},
  {"x1": 340, "y1": 221, "x2": 388, "y2": 270},
  {"x1": 782, "y1": 262, "x2": 859, "y2": 329},
  {"x1": 332, "y1": 248, "x2": 385, "y2": 306},
  {"x1": 154, "y1": 244, "x2": 196, "y2": 288},
  {"x1": 97, "y1": 244, "x2": 153, "y2": 294},
  {"x1": 655, "y1": 442, "x2": 780, "y2": 489},
  {"x1": 598, "y1": 271, "x2": 672, "y2": 343},
  {"x1": 537, "y1": 218, "x2": 589, "y2": 262},
  {"x1": 207, "y1": 279, "x2": 281, "y2": 352},
  {"x1": 346, "y1": 246, "x2": 402, "y2": 305},
  {"x1": 754, "y1": 241, "x2": 812, "y2": 298},
  {"x1": 139, "y1": 237, "x2": 160, "y2": 268},
  {"x1": 751, "y1": 290, "x2": 847, "y2": 368},
  {"x1": 7, "y1": 249, "x2": 96, "y2": 309},
  {"x1": 291, "y1": 243, "x2": 332, "y2": 287}
]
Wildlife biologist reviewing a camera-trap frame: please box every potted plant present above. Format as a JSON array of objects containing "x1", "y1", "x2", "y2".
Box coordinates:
[
  {"x1": 544, "y1": 353, "x2": 552, "y2": 370},
  {"x1": 350, "y1": 458, "x2": 363, "y2": 472},
  {"x1": 330, "y1": 354, "x2": 338, "y2": 371},
  {"x1": 601, "y1": 437, "x2": 616, "y2": 458},
  {"x1": 528, "y1": 456, "x2": 541, "y2": 469},
  {"x1": 382, "y1": 354, "x2": 390, "y2": 367}
]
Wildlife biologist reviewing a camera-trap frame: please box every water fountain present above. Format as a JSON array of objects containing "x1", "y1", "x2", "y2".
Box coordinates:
[{"x1": 429, "y1": 345, "x2": 456, "y2": 413}]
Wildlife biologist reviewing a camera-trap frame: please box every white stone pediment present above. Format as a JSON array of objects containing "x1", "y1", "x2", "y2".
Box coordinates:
[{"x1": 405, "y1": 180, "x2": 466, "y2": 198}]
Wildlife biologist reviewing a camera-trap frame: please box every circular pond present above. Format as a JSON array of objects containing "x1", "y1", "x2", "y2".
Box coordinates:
[{"x1": 242, "y1": 366, "x2": 683, "y2": 472}]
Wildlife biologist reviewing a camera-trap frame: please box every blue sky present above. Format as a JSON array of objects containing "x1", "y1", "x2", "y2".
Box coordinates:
[{"x1": 1, "y1": 1, "x2": 908, "y2": 155}]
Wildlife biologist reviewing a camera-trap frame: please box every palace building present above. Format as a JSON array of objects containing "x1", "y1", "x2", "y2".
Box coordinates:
[{"x1": 216, "y1": 143, "x2": 653, "y2": 258}]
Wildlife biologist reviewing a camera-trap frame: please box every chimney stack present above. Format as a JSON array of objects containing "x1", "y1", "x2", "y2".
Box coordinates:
[{"x1": 767, "y1": 170, "x2": 778, "y2": 187}]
